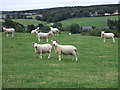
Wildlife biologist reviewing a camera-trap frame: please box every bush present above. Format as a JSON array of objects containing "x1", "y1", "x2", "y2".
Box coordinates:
[
  {"x1": 2, "y1": 19, "x2": 25, "y2": 33},
  {"x1": 52, "y1": 23, "x2": 62, "y2": 30},
  {"x1": 69, "y1": 24, "x2": 81, "y2": 34},
  {"x1": 15, "y1": 24, "x2": 25, "y2": 33},
  {"x1": 81, "y1": 29, "x2": 118, "y2": 37},
  {"x1": 2, "y1": 19, "x2": 15, "y2": 28},
  {"x1": 27, "y1": 24, "x2": 35, "y2": 33}
]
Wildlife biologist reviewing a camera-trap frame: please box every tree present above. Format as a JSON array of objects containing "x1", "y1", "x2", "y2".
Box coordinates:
[
  {"x1": 15, "y1": 24, "x2": 25, "y2": 32},
  {"x1": 27, "y1": 24, "x2": 35, "y2": 33},
  {"x1": 6, "y1": 15, "x2": 10, "y2": 19},
  {"x1": 52, "y1": 23, "x2": 62, "y2": 29},
  {"x1": 82, "y1": 10, "x2": 90, "y2": 17},
  {"x1": 35, "y1": 16, "x2": 42, "y2": 20},
  {"x1": 37, "y1": 23, "x2": 44, "y2": 30},
  {"x1": 3, "y1": 19, "x2": 15, "y2": 28},
  {"x1": 69, "y1": 24, "x2": 80, "y2": 34}
]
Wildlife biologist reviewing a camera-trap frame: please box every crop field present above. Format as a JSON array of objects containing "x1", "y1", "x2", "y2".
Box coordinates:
[
  {"x1": 2, "y1": 32, "x2": 118, "y2": 88},
  {"x1": 59, "y1": 16, "x2": 118, "y2": 27}
]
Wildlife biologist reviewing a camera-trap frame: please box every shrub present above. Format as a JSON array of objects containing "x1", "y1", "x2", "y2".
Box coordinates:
[
  {"x1": 27, "y1": 24, "x2": 35, "y2": 33},
  {"x1": 69, "y1": 24, "x2": 81, "y2": 34},
  {"x1": 81, "y1": 29, "x2": 118, "y2": 37}
]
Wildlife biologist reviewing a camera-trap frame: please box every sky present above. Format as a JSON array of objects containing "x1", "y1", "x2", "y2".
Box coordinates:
[{"x1": 0, "y1": 0, "x2": 119, "y2": 11}]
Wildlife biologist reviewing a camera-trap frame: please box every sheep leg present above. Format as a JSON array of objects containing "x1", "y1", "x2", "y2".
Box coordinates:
[
  {"x1": 75, "y1": 56, "x2": 78, "y2": 61},
  {"x1": 48, "y1": 52, "x2": 51, "y2": 59},
  {"x1": 46, "y1": 38, "x2": 48, "y2": 42},
  {"x1": 7, "y1": 34, "x2": 8, "y2": 37},
  {"x1": 39, "y1": 53, "x2": 42, "y2": 59},
  {"x1": 112, "y1": 38, "x2": 115, "y2": 43},
  {"x1": 73, "y1": 53, "x2": 78, "y2": 61},
  {"x1": 12, "y1": 34, "x2": 14, "y2": 37},
  {"x1": 58, "y1": 54, "x2": 61, "y2": 61},
  {"x1": 38, "y1": 38, "x2": 41, "y2": 42},
  {"x1": 104, "y1": 38, "x2": 106, "y2": 42}
]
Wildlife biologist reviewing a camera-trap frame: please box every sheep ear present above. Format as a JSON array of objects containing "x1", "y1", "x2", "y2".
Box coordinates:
[{"x1": 56, "y1": 40, "x2": 58, "y2": 42}]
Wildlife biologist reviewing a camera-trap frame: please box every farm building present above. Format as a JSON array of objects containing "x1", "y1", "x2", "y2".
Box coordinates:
[
  {"x1": 97, "y1": 26, "x2": 109, "y2": 30},
  {"x1": 82, "y1": 26, "x2": 93, "y2": 31}
]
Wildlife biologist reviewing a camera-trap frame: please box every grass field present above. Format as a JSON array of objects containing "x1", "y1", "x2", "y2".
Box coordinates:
[
  {"x1": 1, "y1": 16, "x2": 118, "y2": 28},
  {"x1": 59, "y1": 16, "x2": 118, "y2": 27},
  {"x1": 2, "y1": 32, "x2": 118, "y2": 88}
]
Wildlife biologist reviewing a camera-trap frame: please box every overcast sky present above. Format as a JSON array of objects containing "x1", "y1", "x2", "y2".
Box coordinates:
[{"x1": 0, "y1": 0, "x2": 119, "y2": 11}]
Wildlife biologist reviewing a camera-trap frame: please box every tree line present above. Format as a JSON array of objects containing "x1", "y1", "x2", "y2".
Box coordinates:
[
  {"x1": 3, "y1": 4, "x2": 119, "y2": 22},
  {"x1": 2, "y1": 18, "x2": 119, "y2": 37}
]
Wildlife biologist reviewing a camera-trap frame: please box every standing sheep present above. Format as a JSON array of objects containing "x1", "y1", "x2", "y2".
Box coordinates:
[
  {"x1": 31, "y1": 27, "x2": 39, "y2": 34},
  {"x1": 101, "y1": 31, "x2": 115, "y2": 43},
  {"x1": 50, "y1": 27, "x2": 59, "y2": 35},
  {"x1": 32, "y1": 42, "x2": 52, "y2": 59},
  {"x1": 36, "y1": 31, "x2": 53, "y2": 42},
  {"x1": 3, "y1": 27, "x2": 15, "y2": 37},
  {"x1": 51, "y1": 40, "x2": 78, "y2": 61}
]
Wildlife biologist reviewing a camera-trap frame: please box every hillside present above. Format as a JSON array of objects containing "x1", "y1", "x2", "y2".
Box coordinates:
[
  {"x1": 12, "y1": 19, "x2": 47, "y2": 27},
  {"x1": 59, "y1": 16, "x2": 118, "y2": 27},
  {"x1": 2, "y1": 4, "x2": 119, "y2": 22}
]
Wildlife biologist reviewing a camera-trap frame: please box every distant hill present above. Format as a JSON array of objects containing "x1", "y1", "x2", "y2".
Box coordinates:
[{"x1": 1, "y1": 4, "x2": 119, "y2": 22}]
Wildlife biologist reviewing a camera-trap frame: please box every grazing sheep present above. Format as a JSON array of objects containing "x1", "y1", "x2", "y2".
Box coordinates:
[
  {"x1": 32, "y1": 42, "x2": 52, "y2": 59},
  {"x1": 101, "y1": 31, "x2": 115, "y2": 43},
  {"x1": 37, "y1": 31, "x2": 53, "y2": 42},
  {"x1": 69, "y1": 33, "x2": 71, "y2": 35},
  {"x1": 51, "y1": 40, "x2": 78, "y2": 61},
  {"x1": 31, "y1": 27, "x2": 39, "y2": 34},
  {"x1": 50, "y1": 27, "x2": 59, "y2": 35},
  {"x1": 3, "y1": 27, "x2": 15, "y2": 37}
]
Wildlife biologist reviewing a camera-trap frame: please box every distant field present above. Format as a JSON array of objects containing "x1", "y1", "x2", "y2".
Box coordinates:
[
  {"x1": 2, "y1": 32, "x2": 118, "y2": 88},
  {"x1": 59, "y1": 16, "x2": 118, "y2": 27},
  {"x1": 12, "y1": 19, "x2": 47, "y2": 27},
  {"x1": 1, "y1": 16, "x2": 118, "y2": 28}
]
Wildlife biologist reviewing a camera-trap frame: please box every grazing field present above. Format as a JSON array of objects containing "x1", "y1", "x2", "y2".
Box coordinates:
[
  {"x1": 2, "y1": 32, "x2": 118, "y2": 88},
  {"x1": 59, "y1": 16, "x2": 118, "y2": 27},
  {"x1": 1, "y1": 16, "x2": 118, "y2": 28}
]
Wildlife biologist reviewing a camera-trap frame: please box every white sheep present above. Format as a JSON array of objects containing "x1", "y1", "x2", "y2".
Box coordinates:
[
  {"x1": 37, "y1": 31, "x2": 53, "y2": 42},
  {"x1": 69, "y1": 33, "x2": 71, "y2": 35},
  {"x1": 50, "y1": 27, "x2": 59, "y2": 35},
  {"x1": 3, "y1": 27, "x2": 15, "y2": 37},
  {"x1": 31, "y1": 27, "x2": 39, "y2": 34},
  {"x1": 51, "y1": 40, "x2": 78, "y2": 61},
  {"x1": 101, "y1": 31, "x2": 115, "y2": 43},
  {"x1": 32, "y1": 42, "x2": 52, "y2": 59}
]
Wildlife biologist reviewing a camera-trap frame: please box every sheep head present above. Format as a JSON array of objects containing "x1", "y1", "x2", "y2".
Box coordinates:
[{"x1": 51, "y1": 40, "x2": 59, "y2": 46}]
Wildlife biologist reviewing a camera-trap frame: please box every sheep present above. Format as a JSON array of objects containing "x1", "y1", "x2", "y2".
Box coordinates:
[
  {"x1": 3, "y1": 27, "x2": 15, "y2": 37},
  {"x1": 69, "y1": 33, "x2": 71, "y2": 35},
  {"x1": 37, "y1": 31, "x2": 53, "y2": 42},
  {"x1": 50, "y1": 27, "x2": 59, "y2": 35},
  {"x1": 31, "y1": 27, "x2": 39, "y2": 34},
  {"x1": 51, "y1": 40, "x2": 78, "y2": 61},
  {"x1": 32, "y1": 42, "x2": 52, "y2": 59},
  {"x1": 101, "y1": 31, "x2": 115, "y2": 43}
]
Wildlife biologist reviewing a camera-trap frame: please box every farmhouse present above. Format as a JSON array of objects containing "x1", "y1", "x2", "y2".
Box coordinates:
[
  {"x1": 97, "y1": 26, "x2": 109, "y2": 30},
  {"x1": 82, "y1": 26, "x2": 93, "y2": 31},
  {"x1": 26, "y1": 14, "x2": 43, "y2": 18}
]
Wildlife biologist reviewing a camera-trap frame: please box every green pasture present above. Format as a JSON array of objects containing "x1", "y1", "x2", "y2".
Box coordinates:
[
  {"x1": 59, "y1": 16, "x2": 118, "y2": 27},
  {"x1": 2, "y1": 32, "x2": 118, "y2": 88}
]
